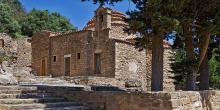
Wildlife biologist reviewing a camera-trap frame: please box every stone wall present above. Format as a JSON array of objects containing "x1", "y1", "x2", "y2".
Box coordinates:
[
  {"x1": 0, "y1": 33, "x2": 34, "y2": 83},
  {"x1": 92, "y1": 29, "x2": 115, "y2": 77},
  {"x1": 62, "y1": 76, "x2": 124, "y2": 87},
  {"x1": 146, "y1": 49, "x2": 152, "y2": 91},
  {"x1": 16, "y1": 38, "x2": 31, "y2": 67},
  {"x1": 49, "y1": 29, "x2": 115, "y2": 77},
  {"x1": 146, "y1": 48, "x2": 175, "y2": 91},
  {"x1": 170, "y1": 91, "x2": 220, "y2": 109},
  {"x1": 53, "y1": 89, "x2": 173, "y2": 110},
  {"x1": 32, "y1": 31, "x2": 51, "y2": 75},
  {"x1": 163, "y1": 49, "x2": 175, "y2": 91},
  {"x1": 115, "y1": 41, "x2": 147, "y2": 91},
  {"x1": 50, "y1": 31, "x2": 93, "y2": 77},
  {"x1": 0, "y1": 33, "x2": 17, "y2": 57},
  {"x1": 49, "y1": 87, "x2": 220, "y2": 110},
  {"x1": 0, "y1": 33, "x2": 31, "y2": 67}
]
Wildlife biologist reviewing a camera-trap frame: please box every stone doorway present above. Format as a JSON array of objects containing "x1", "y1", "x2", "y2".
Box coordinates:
[{"x1": 64, "y1": 57, "x2": 70, "y2": 76}]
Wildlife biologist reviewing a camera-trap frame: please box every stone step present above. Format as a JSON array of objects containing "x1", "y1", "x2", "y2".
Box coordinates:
[
  {"x1": 0, "y1": 86, "x2": 37, "y2": 91},
  {"x1": 0, "y1": 93, "x2": 53, "y2": 99},
  {"x1": 0, "y1": 98, "x2": 66, "y2": 104},
  {"x1": 2, "y1": 102, "x2": 85, "y2": 110},
  {"x1": 30, "y1": 106, "x2": 90, "y2": 110},
  {"x1": 35, "y1": 78, "x2": 65, "y2": 81},
  {"x1": 35, "y1": 76, "x2": 52, "y2": 78},
  {"x1": 19, "y1": 81, "x2": 70, "y2": 86},
  {"x1": 0, "y1": 90, "x2": 37, "y2": 94}
]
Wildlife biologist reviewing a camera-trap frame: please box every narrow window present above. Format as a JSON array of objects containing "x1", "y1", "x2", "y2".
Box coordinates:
[
  {"x1": 53, "y1": 56, "x2": 56, "y2": 62},
  {"x1": 77, "y1": 53, "x2": 80, "y2": 59},
  {"x1": 94, "y1": 53, "x2": 101, "y2": 74},
  {"x1": 100, "y1": 14, "x2": 104, "y2": 22}
]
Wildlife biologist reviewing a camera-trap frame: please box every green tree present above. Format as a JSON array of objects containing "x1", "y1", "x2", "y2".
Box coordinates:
[
  {"x1": 20, "y1": 9, "x2": 76, "y2": 37},
  {"x1": 208, "y1": 36, "x2": 220, "y2": 89},
  {"x1": 167, "y1": 0, "x2": 220, "y2": 90},
  {"x1": 0, "y1": 0, "x2": 26, "y2": 20},
  {"x1": 0, "y1": 3, "x2": 21, "y2": 38}
]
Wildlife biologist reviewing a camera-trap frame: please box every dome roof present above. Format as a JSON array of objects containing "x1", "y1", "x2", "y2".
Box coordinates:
[{"x1": 83, "y1": 8, "x2": 127, "y2": 30}]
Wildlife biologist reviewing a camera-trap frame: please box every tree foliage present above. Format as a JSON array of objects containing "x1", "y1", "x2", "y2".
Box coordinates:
[
  {"x1": 20, "y1": 9, "x2": 76, "y2": 37},
  {"x1": 0, "y1": 0, "x2": 25, "y2": 20},
  {"x1": 209, "y1": 48, "x2": 220, "y2": 89},
  {"x1": 0, "y1": 0, "x2": 76, "y2": 38},
  {"x1": 0, "y1": 4, "x2": 21, "y2": 38}
]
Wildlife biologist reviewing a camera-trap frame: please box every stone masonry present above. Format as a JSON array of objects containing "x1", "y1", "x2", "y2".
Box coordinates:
[
  {"x1": 51, "y1": 86, "x2": 220, "y2": 110},
  {"x1": 32, "y1": 6, "x2": 175, "y2": 91}
]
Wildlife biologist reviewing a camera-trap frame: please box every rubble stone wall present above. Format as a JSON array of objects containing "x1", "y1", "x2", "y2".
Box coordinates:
[
  {"x1": 0, "y1": 33, "x2": 17, "y2": 56},
  {"x1": 16, "y1": 38, "x2": 31, "y2": 67},
  {"x1": 0, "y1": 33, "x2": 34, "y2": 84},
  {"x1": 52, "y1": 88, "x2": 220, "y2": 110},
  {"x1": 115, "y1": 42, "x2": 147, "y2": 91},
  {"x1": 163, "y1": 49, "x2": 175, "y2": 91},
  {"x1": 0, "y1": 33, "x2": 31, "y2": 67}
]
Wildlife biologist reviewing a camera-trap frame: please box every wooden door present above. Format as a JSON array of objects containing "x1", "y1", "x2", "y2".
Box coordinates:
[
  {"x1": 64, "y1": 57, "x2": 70, "y2": 76},
  {"x1": 41, "y1": 59, "x2": 46, "y2": 76}
]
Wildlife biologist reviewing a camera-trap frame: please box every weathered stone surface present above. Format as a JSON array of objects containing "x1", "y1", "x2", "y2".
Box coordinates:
[
  {"x1": 50, "y1": 88, "x2": 220, "y2": 110},
  {"x1": 0, "y1": 33, "x2": 33, "y2": 85},
  {"x1": 0, "y1": 61, "x2": 18, "y2": 85},
  {"x1": 0, "y1": 33, "x2": 17, "y2": 57},
  {"x1": 0, "y1": 73, "x2": 17, "y2": 85},
  {"x1": 16, "y1": 38, "x2": 31, "y2": 67},
  {"x1": 125, "y1": 80, "x2": 142, "y2": 87},
  {"x1": 115, "y1": 42, "x2": 147, "y2": 91},
  {"x1": 12, "y1": 67, "x2": 35, "y2": 82}
]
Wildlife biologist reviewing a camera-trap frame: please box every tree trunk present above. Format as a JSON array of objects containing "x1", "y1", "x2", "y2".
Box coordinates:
[
  {"x1": 198, "y1": 32, "x2": 210, "y2": 90},
  {"x1": 198, "y1": 33, "x2": 210, "y2": 70},
  {"x1": 151, "y1": 36, "x2": 164, "y2": 91},
  {"x1": 185, "y1": 25, "x2": 196, "y2": 90},
  {"x1": 199, "y1": 53, "x2": 209, "y2": 90}
]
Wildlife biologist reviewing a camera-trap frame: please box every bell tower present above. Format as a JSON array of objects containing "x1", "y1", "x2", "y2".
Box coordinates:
[{"x1": 95, "y1": 6, "x2": 112, "y2": 31}]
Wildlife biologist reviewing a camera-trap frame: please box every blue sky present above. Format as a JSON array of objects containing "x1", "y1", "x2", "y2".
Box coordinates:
[{"x1": 19, "y1": 0, "x2": 135, "y2": 30}]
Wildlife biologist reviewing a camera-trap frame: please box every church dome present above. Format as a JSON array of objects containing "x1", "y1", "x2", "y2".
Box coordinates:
[{"x1": 83, "y1": 8, "x2": 127, "y2": 30}]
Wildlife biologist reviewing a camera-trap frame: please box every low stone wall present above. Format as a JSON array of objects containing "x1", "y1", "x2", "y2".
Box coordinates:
[
  {"x1": 54, "y1": 91, "x2": 172, "y2": 110},
  {"x1": 170, "y1": 91, "x2": 220, "y2": 109},
  {"x1": 62, "y1": 76, "x2": 124, "y2": 87},
  {"x1": 61, "y1": 76, "x2": 145, "y2": 91},
  {"x1": 47, "y1": 86, "x2": 220, "y2": 110}
]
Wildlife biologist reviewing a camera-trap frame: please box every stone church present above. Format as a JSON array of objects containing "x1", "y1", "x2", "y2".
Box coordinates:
[{"x1": 32, "y1": 7, "x2": 174, "y2": 91}]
